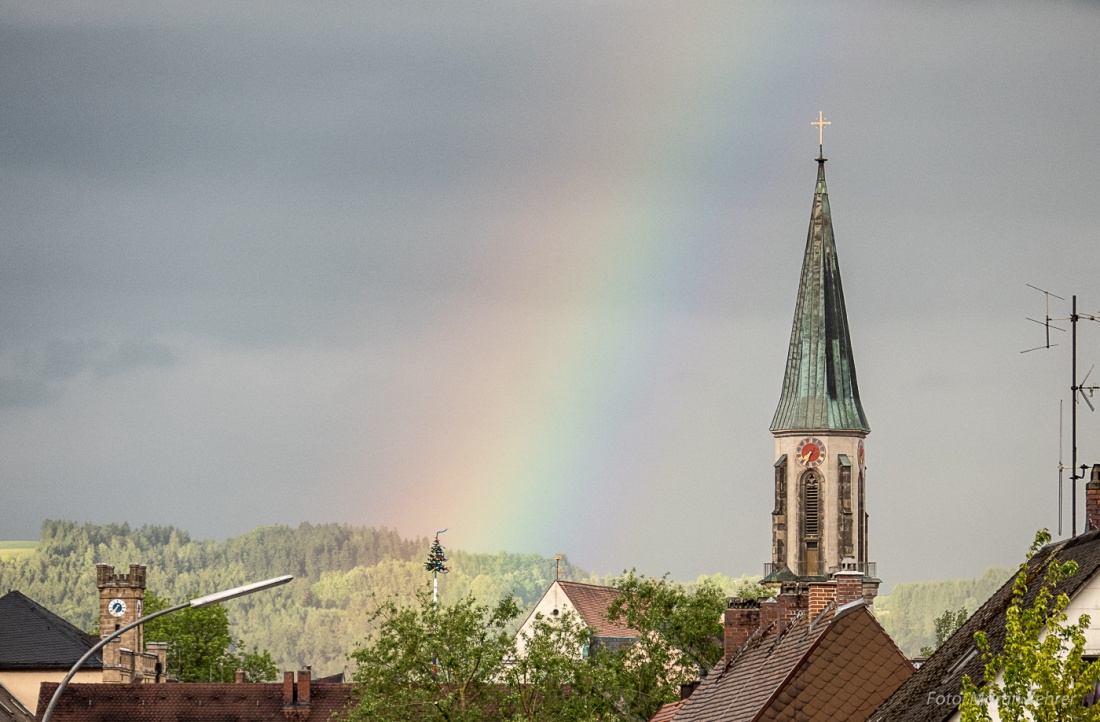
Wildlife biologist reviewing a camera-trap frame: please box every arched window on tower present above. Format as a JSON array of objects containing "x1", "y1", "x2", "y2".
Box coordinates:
[{"x1": 801, "y1": 471, "x2": 822, "y2": 576}]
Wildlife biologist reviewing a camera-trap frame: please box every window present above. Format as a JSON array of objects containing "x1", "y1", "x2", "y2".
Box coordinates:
[
  {"x1": 774, "y1": 457, "x2": 788, "y2": 514},
  {"x1": 804, "y1": 474, "x2": 820, "y2": 537}
]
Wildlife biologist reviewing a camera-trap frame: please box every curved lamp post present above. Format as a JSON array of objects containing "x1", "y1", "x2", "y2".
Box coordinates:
[{"x1": 42, "y1": 574, "x2": 293, "y2": 722}]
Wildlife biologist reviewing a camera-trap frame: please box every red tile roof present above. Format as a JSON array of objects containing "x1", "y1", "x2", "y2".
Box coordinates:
[
  {"x1": 651, "y1": 700, "x2": 685, "y2": 722},
  {"x1": 666, "y1": 602, "x2": 912, "y2": 722},
  {"x1": 557, "y1": 581, "x2": 639, "y2": 638},
  {"x1": 646, "y1": 699, "x2": 682, "y2": 722},
  {"x1": 36, "y1": 682, "x2": 354, "y2": 722}
]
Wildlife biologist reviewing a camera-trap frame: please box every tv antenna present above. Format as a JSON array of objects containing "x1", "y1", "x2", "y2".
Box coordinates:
[{"x1": 1023, "y1": 285, "x2": 1100, "y2": 536}]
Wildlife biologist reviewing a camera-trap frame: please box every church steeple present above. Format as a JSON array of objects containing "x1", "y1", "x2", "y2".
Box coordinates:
[
  {"x1": 765, "y1": 132, "x2": 877, "y2": 601},
  {"x1": 770, "y1": 155, "x2": 869, "y2": 433}
]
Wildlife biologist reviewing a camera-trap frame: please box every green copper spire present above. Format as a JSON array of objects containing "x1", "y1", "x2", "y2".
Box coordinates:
[{"x1": 770, "y1": 157, "x2": 870, "y2": 434}]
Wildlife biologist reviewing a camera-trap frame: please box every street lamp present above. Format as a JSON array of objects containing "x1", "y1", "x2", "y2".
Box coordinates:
[{"x1": 41, "y1": 574, "x2": 293, "y2": 722}]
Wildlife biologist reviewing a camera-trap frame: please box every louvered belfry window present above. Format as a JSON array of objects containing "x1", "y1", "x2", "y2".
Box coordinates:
[{"x1": 804, "y1": 473, "x2": 820, "y2": 538}]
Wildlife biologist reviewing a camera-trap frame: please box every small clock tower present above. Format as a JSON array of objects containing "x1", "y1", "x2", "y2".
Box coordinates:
[
  {"x1": 97, "y1": 563, "x2": 146, "y2": 652},
  {"x1": 764, "y1": 139, "x2": 879, "y2": 602}
]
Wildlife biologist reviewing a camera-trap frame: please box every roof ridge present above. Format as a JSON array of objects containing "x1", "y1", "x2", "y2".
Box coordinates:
[{"x1": 556, "y1": 580, "x2": 615, "y2": 590}]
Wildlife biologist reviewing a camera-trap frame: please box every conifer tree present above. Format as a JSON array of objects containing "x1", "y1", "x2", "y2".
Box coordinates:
[{"x1": 424, "y1": 530, "x2": 449, "y2": 604}]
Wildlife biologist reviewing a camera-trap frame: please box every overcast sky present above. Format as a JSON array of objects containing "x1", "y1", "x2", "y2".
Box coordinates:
[{"x1": 2, "y1": 1, "x2": 1099, "y2": 588}]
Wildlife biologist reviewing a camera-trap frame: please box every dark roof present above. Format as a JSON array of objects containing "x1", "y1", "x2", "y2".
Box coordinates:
[
  {"x1": 557, "y1": 581, "x2": 639, "y2": 638},
  {"x1": 668, "y1": 602, "x2": 911, "y2": 722},
  {"x1": 0, "y1": 682, "x2": 34, "y2": 722},
  {"x1": 771, "y1": 157, "x2": 870, "y2": 433},
  {"x1": 36, "y1": 682, "x2": 354, "y2": 722},
  {"x1": 0, "y1": 591, "x2": 101, "y2": 670},
  {"x1": 870, "y1": 529, "x2": 1100, "y2": 722}
]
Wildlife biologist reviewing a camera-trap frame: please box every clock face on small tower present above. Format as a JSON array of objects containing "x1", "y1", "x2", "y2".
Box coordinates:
[
  {"x1": 108, "y1": 598, "x2": 127, "y2": 617},
  {"x1": 796, "y1": 437, "x2": 826, "y2": 468}
]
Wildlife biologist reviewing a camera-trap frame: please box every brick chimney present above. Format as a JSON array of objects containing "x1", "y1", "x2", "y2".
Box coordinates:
[
  {"x1": 759, "y1": 587, "x2": 806, "y2": 633},
  {"x1": 807, "y1": 580, "x2": 835, "y2": 618},
  {"x1": 724, "y1": 598, "x2": 760, "y2": 659},
  {"x1": 834, "y1": 570, "x2": 864, "y2": 607},
  {"x1": 283, "y1": 671, "x2": 294, "y2": 705},
  {"x1": 283, "y1": 669, "x2": 311, "y2": 719},
  {"x1": 1087, "y1": 464, "x2": 1100, "y2": 532},
  {"x1": 298, "y1": 669, "x2": 310, "y2": 706}
]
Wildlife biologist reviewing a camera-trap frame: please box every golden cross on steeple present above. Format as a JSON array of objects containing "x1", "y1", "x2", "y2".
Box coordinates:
[{"x1": 811, "y1": 111, "x2": 831, "y2": 149}]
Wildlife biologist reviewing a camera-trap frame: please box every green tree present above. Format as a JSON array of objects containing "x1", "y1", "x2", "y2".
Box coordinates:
[
  {"x1": 960, "y1": 530, "x2": 1100, "y2": 722},
  {"x1": 143, "y1": 591, "x2": 278, "y2": 682},
  {"x1": 504, "y1": 609, "x2": 596, "y2": 722},
  {"x1": 600, "y1": 572, "x2": 727, "y2": 721},
  {"x1": 348, "y1": 592, "x2": 521, "y2": 722},
  {"x1": 920, "y1": 607, "x2": 969, "y2": 657}
]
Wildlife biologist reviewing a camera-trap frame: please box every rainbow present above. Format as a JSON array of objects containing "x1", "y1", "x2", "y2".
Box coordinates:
[{"x1": 355, "y1": 6, "x2": 818, "y2": 571}]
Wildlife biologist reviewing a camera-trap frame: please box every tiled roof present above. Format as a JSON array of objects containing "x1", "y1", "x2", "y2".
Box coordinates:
[
  {"x1": 35, "y1": 682, "x2": 354, "y2": 722},
  {"x1": 771, "y1": 158, "x2": 869, "y2": 433},
  {"x1": 0, "y1": 591, "x2": 102, "y2": 669},
  {"x1": 557, "y1": 581, "x2": 639, "y2": 638},
  {"x1": 668, "y1": 602, "x2": 911, "y2": 722},
  {"x1": 870, "y1": 529, "x2": 1100, "y2": 722},
  {"x1": 651, "y1": 699, "x2": 685, "y2": 722},
  {"x1": 0, "y1": 682, "x2": 34, "y2": 722}
]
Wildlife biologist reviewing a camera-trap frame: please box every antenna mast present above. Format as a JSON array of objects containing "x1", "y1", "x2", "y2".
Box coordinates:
[{"x1": 1023, "y1": 287, "x2": 1100, "y2": 536}]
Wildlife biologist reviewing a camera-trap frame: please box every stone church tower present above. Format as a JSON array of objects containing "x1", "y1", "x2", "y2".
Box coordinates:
[{"x1": 764, "y1": 146, "x2": 879, "y2": 602}]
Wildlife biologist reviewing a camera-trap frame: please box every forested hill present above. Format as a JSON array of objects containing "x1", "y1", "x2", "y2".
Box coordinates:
[
  {"x1": 0, "y1": 521, "x2": 598, "y2": 677},
  {"x1": 0, "y1": 520, "x2": 1016, "y2": 672}
]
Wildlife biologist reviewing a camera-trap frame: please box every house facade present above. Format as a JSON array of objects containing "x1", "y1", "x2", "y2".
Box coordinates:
[{"x1": 515, "y1": 580, "x2": 639, "y2": 658}]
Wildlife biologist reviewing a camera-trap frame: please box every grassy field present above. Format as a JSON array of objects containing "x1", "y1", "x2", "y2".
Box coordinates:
[{"x1": 0, "y1": 541, "x2": 37, "y2": 561}]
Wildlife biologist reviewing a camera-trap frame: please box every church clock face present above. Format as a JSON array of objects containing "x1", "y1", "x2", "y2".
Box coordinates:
[
  {"x1": 108, "y1": 598, "x2": 127, "y2": 617},
  {"x1": 796, "y1": 437, "x2": 826, "y2": 468}
]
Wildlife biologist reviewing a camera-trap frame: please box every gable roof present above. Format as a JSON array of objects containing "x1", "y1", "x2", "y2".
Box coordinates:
[
  {"x1": 0, "y1": 591, "x2": 101, "y2": 669},
  {"x1": 0, "y1": 682, "x2": 34, "y2": 722},
  {"x1": 870, "y1": 529, "x2": 1100, "y2": 722},
  {"x1": 36, "y1": 682, "x2": 354, "y2": 722},
  {"x1": 771, "y1": 157, "x2": 869, "y2": 434},
  {"x1": 669, "y1": 602, "x2": 911, "y2": 722},
  {"x1": 557, "y1": 581, "x2": 639, "y2": 638}
]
